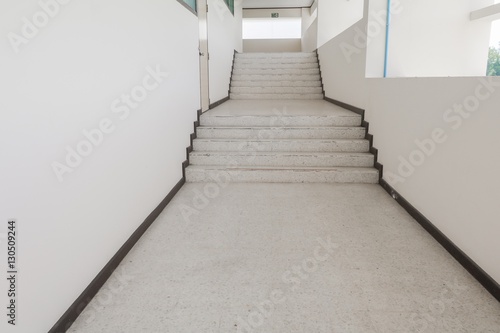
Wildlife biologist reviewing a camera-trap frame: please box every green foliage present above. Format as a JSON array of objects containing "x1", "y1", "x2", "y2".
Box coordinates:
[{"x1": 487, "y1": 46, "x2": 500, "y2": 76}]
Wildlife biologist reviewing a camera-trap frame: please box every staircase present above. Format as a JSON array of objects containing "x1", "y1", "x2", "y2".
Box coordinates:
[
  {"x1": 185, "y1": 52, "x2": 379, "y2": 184},
  {"x1": 230, "y1": 52, "x2": 324, "y2": 100}
]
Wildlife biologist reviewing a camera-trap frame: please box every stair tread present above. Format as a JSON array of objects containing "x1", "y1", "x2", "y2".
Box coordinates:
[
  {"x1": 194, "y1": 138, "x2": 367, "y2": 141},
  {"x1": 186, "y1": 165, "x2": 377, "y2": 171},
  {"x1": 187, "y1": 54, "x2": 378, "y2": 183},
  {"x1": 198, "y1": 126, "x2": 364, "y2": 129},
  {"x1": 202, "y1": 115, "x2": 358, "y2": 118},
  {"x1": 190, "y1": 151, "x2": 373, "y2": 156}
]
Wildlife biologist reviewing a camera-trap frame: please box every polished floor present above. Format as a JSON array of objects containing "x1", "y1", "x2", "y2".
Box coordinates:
[
  {"x1": 202, "y1": 99, "x2": 359, "y2": 117},
  {"x1": 69, "y1": 183, "x2": 500, "y2": 333}
]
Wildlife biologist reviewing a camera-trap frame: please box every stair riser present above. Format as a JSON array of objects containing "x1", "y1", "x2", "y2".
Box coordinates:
[
  {"x1": 197, "y1": 128, "x2": 366, "y2": 140},
  {"x1": 233, "y1": 69, "x2": 319, "y2": 75},
  {"x1": 231, "y1": 87, "x2": 323, "y2": 94},
  {"x1": 236, "y1": 53, "x2": 316, "y2": 59},
  {"x1": 235, "y1": 58, "x2": 318, "y2": 64},
  {"x1": 232, "y1": 74, "x2": 321, "y2": 82},
  {"x1": 190, "y1": 154, "x2": 374, "y2": 168},
  {"x1": 230, "y1": 93, "x2": 324, "y2": 100},
  {"x1": 185, "y1": 52, "x2": 378, "y2": 185},
  {"x1": 231, "y1": 81, "x2": 322, "y2": 88},
  {"x1": 234, "y1": 63, "x2": 318, "y2": 69},
  {"x1": 193, "y1": 140, "x2": 370, "y2": 153},
  {"x1": 200, "y1": 116, "x2": 361, "y2": 127},
  {"x1": 185, "y1": 168, "x2": 379, "y2": 184}
]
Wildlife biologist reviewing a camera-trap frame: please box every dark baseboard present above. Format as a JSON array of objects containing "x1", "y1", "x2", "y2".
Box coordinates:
[
  {"x1": 48, "y1": 177, "x2": 185, "y2": 333},
  {"x1": 326, "y1": 96, "x2": 500, "y2": 301},
  {"x1": 227, "y1": 49, "x2": 238, "y2": 100},
  {"x1": 315, "y1": 50, "x2": 325, "y2": 98},
  {"x1": 182, "y1": 109, "x2": 202, "y2": 178},
  {"x1": 380, "y1": 179, "x2": 500, "y2": 302},
  {"x1": 324, "y1": 96, "x2": 365, "y2": 117},
  {"x1": 209, "y1": 96, "x2": 229, "y2": 110},
  {"x1": 50, "y1": 107, "x2": 203, "y2": 332},
  {"x1": 324, "y1": 96, "x2": 383, "y2": 181},
  {"x1": 183, "y1": 91, "x2": 228, "y2": 178}
]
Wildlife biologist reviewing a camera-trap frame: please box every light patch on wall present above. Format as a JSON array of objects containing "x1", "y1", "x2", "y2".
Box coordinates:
[
  {"x1": 490, "y1": 19, "x2": 500, "y2": 47},
  {"x1": 242, "y1": 18, "x2": 301, "y2": 39}
]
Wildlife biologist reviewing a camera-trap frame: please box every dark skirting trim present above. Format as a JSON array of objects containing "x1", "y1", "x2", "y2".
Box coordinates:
[
  {"x1": 209, "y1": 96, "x2": 230, "y2": 110},
  {"x1": 227, "y1": 49, "x2": 238, "y2": 99},
  {"x1": 50, "y1": 90, "x2": 233, "y2": 331},
  {"x1": 325, "y1": 96, "x2": 500, "y2": 301},
  {"x1": 182, "y1": 109, "x2": 202, "y2": 178},
  {"x1": 380, "y1": 179, "x2": 500, "y2": 302},
  {"x1": 48, "y1": 177, "x2": 185, "y2": 333},
  {"x1": 315, "y1": 50, "x2": 325, "y2": 98},
  {"x1": 324, "y1": 96, "x2": 365, "y2": 117},
  {"x1": 324, "y1": 96, "x2": 383, "y2": 181}
]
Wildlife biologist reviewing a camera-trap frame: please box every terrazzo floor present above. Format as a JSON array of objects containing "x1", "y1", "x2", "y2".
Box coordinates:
[{"x1": 68, "y1": 183, "x2": 500, "y2": 333}]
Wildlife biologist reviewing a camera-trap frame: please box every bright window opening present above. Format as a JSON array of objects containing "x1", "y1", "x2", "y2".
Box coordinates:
[
  {"x1": 491, "y1": 16, "x2": 500, "y2": 48},
  {"x1": 488, "y1": 19, "x2": 500, "y2": 76},
  {"x1": 242, "y1": 18, "x2": 302, "y2": 39}
]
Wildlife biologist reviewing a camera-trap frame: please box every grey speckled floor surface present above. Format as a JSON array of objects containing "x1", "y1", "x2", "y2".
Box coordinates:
[{"x1": 68, "y1": 183, "x2": 500, "y2": 333}]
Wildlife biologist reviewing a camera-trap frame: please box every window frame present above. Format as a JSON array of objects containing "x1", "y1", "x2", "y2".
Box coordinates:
[
  {"x1": 177, "y1": 0, "x2": 197, "y2": 16},
  {"x1": 223, "y1": 0, "x2": 234, "y2": 16}
]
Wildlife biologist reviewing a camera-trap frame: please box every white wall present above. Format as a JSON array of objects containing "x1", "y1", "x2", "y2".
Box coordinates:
[
  {"x1": 366, "y1": 77, "x2": 500, "y2": 284},
  {"x1": 318, "y1": 0, "x2": 500, "y2": 284},
  {"x1": 317, "y1": 0, "x2": 364, "y2": 48},
  {"x1": 302, "y1": 18, "x2": 318, "y2": 52},
  {"x1": 243, "y1": 8, "x2": 302, "y2": 18},
  {"x1": 302, "y1": 6, "x2": 317, "y2": 36},
  {"x1": 318, "y1": 6, "x2": 369, "y2": 109},
  {"x1": 208, "y1": 0, "x2": 243, "y2": 103},
  {"x1": 365, "y1": 0, "x2": 391, "y2": 78},
  {"x1": 301, "y1": 7, "x2": 318, "y2": 52},
  {"x1": 384, "y1": 0, "x2": 493, "y2": 77},
  {"x1": 243, "y1": 39, "x2": 302, "y2": 52},
  {"x1": 0, "y1": 1, "x2": 200, "y2": 332}
]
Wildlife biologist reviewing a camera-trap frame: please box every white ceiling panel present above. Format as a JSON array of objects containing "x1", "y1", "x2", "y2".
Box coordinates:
[{"x1": 243, "y1": 0, "x2": 314, "y2": 9}]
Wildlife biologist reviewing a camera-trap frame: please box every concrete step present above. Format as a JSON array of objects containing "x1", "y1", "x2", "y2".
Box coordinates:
[
  {"x1": 235, "y1": 57, "x2": 318, "y2": 64},
  {"x1": 230, "y1": 93, "x2": 324, "y2": 100},
  {"x1": 189, "y1": 151, "x2": 374, "y2": 168},
  {"x1": 200, "y1": 114, "x2": 361, "y2": 127},
  {"x1": 234, "y1": 62, "x2": 318, "y2": 69},
  {"x1": 236, "y1": 52, "x2": 316, "y2": 59},
  {"x1": 230, "y1": 80, "x2": 322, "y2": 87},
  {"x1": 233, "y1": 68, "x2": 319, "y2": 75},
  {"x1": 232, "y1": 74, "x2": 321, "y2": 82},
  {"x1": 193, "y1": 139, "x2": 370, "y2": 153},
  {"x1": 185, "y1": 165, "x2": 379, "y2": 184},
  {"x1": 230, "y1": 86, "x2": 323, "y2": 95},
  {"x1": 196, "y1": 126, "x2": 366, "y2": 139}
]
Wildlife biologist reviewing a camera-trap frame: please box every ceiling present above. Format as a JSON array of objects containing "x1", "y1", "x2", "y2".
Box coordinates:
[{"x1": 243, "y1": 0, "x2": 315, "y2": 9}]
